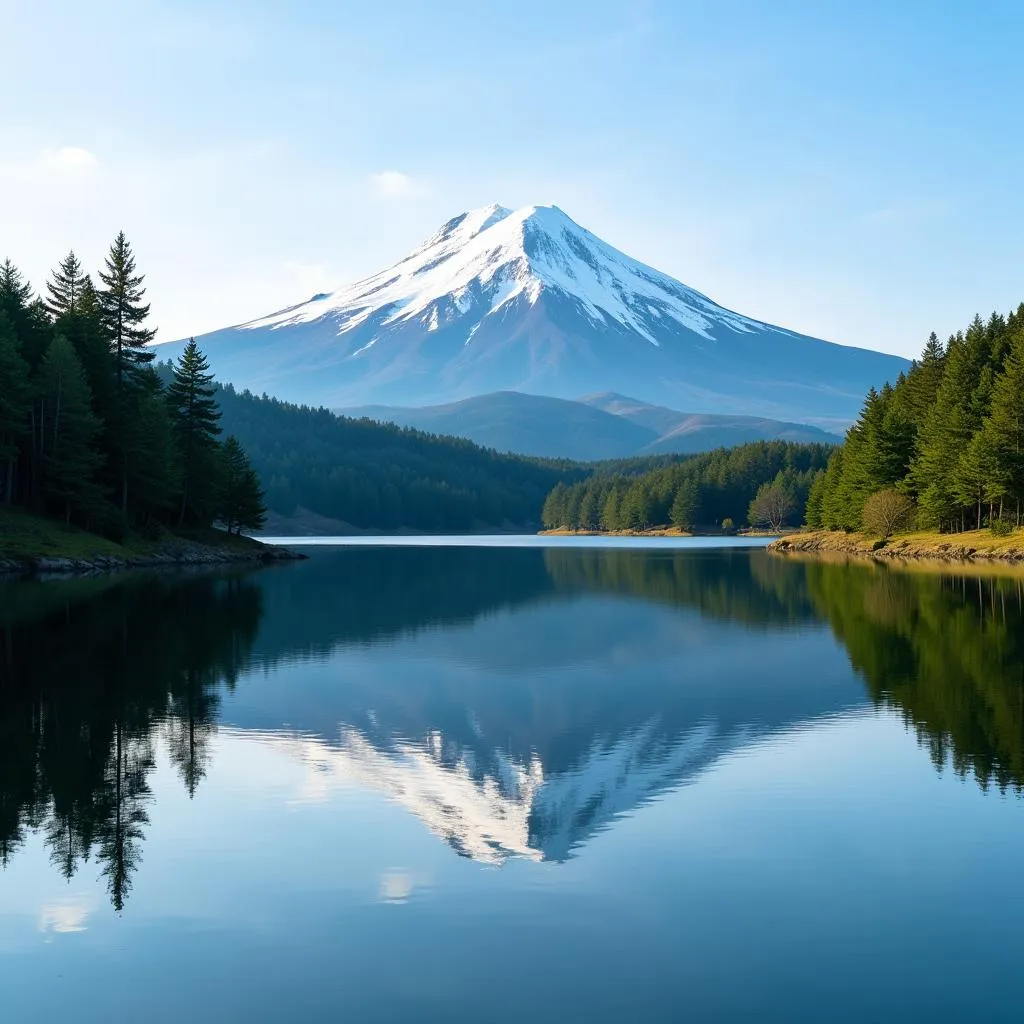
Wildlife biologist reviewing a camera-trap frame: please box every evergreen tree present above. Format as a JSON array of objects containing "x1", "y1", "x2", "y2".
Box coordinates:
[
  {"x1": 670, "y1": 479, "x2": 698, "y2": 530},
  {"x1": 542, "y1": 482, "x2": 567, "y2": 530},
  {"x1": 97, "y1": 232, "x2": 156, "y2": 384},
  {"x1": 980, "y1": 326, "x2": 1024, "y2": 524},
  {"x1": 218, "y1": 436, "x2": 267, "y2": 535},
  {"x1": 0, "y1": 314, "x2": 32, "y2": 503},
  {"x1": 125, "y1": 370, "x2": 181, "y2": 523},
  {"x1": 804, "y1": 469, "x2": 826, "y2": 528},
  {"x1": 600, "y1": 486, "x2": 621, "y2": 531},
  {"x1": 0, "y1": 258, "x2": 33, "y2": 316},
  {"x1": 45, "y1": 250, "x2": 88, "y2": 319},
  {"x1": 167, "y1": 339, "x2": 222, "y2": 524},
  {"x1": 578, "y1": 486, "x2": 600, "y2": 530},
  {"x1": 35, "y1": 335, "x2": 104, "y2": 521}
]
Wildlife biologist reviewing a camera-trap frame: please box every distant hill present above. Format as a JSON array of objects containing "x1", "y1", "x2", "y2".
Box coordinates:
[
  {"x1": 579, "y1": 392, "x2": 842, "y2": 453},
  {"x1": 342, "y1": 390, "x2": 841, "y2": 461}
]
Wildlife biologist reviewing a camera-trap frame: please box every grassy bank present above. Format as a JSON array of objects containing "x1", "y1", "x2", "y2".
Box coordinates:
[
  {"x1": 770, "y1": 528, "x2": 1024, "y2": 564},
  {"x1": 0, "y1": 506, "x2": 301, "y2": 577}
]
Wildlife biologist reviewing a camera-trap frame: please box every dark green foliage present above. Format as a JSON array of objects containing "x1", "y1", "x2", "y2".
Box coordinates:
[
  {"x1": 670, "y1": 478, "x2": 699, "y2": 530},
  {"x1": 0, "y1": 245, "x2": 263, "y2": 539},
  {"x1": 0, "y1": 314, "x2": 31, "y2": 502},
  {"x1": 218, "y1": 436, "x2": 267, "y2": 535},
  {"x1": 36, "y1": 336, "x2": 105, "y2": 521},
  {"x1": 45, "y1": 250, "x2": 88, "y2": 319},
  {"x1": 541, "y1": 441, "x2": 831, "y2": 532},
  {"x1": 167, "y1": 339, "x2": 222, "y2": 524},
  {"x1": 816, "y1": 302, "x2": 1024, "y2": 532},
  {"x1": 97, "y1": 231, "x2": 156, "y2": 383},
  {"x1": 209, "y1": 382, "x2": 586, "y2": 532}
]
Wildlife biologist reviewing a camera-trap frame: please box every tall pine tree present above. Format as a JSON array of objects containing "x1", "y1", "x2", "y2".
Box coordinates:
[
  {"x1": 45, "y1": 250, "x2": 88, "y2": 320},
  {"x1": 97, "y1": 232, "x2": 156, "y2": 384},
  {"x1": 167, "y1": 339, "x2": 222, "y2": 524},
  {"x1": 218, "y1": 436, "x2": 266, "y2": 535}
]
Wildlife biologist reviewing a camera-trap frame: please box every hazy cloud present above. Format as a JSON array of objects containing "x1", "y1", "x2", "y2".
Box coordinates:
[
  {"x1": 39, "y1": 146, "x2": 99, "y2": 172},
  {"x1": 370, "y1": 170, "x2": 429, "y2": 200}
]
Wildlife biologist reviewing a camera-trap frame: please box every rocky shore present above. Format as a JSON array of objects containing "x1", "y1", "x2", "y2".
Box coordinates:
[
  {"x1": 769, "y1": 529, "x2": 1024, "y2": 564},
  {"x1": 0, "y1": 535, "x2": 305, "y2": 580}
]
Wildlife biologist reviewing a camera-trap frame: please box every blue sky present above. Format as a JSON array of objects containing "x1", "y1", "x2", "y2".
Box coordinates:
[{"x1": 2, "y1": 0, "x2": 1022, "y2": 357}]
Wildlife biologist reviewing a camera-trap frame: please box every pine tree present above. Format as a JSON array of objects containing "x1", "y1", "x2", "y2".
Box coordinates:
[
  {"x1": 0, "y1": 258, "x2": 33, "y2": 316},
  {"x1": 600, "y1": 486, "x2": 621, "y2": 531},
  {"x1": 167, "y1": 339, "x2": 222, "y2": 524},
  {"x1": 0, "y1": 313, "x2": 32, "y2": 503},
  {"x1": 45, "y1": 250, "x2": 88, "y2": 320},
  {"x1": 36, "y1": 335, "x2": 104, "y2": 521},
  {"x1": 125, "y1": 370, "x2": 181, "y2": 523},
  {"x1": 980, "y1": 326, "x2": 1024, "y2": 524},
  {"x1": 97, "y1": 232, "x2": 156, "y2": 384},
  {"x1": 803, "y1": 469, "x2": 826, "y2": 528},
  {"x1": 541, "y1": 482, "x2": 567, "y2": 530},
  {"x1": 218, "y1": 436, "x2": 266, "y2": 535},
  {"x1": 670, "y1": 479, "x2": 699, "y2": 530},
  {"x1": 577, "y1": 486, "x2": 600, "y2": 531},
  {"x1": 952, "y1": 432, "x2": 1002, "y2": 529}
]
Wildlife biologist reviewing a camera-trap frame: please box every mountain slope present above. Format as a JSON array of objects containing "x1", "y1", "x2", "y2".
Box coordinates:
[
  {"x1": 580, "y1": 392, "x2": 842, "y2": 453},
  {"x1": 344, "y1": 391, "x2": 657, "y2": 461},
  {"x1": 344, "y1": 390, "x2": 840, "y2": 460},
  {"x1": 158, "y1": 203, "x2": 909, "y2": 426}
]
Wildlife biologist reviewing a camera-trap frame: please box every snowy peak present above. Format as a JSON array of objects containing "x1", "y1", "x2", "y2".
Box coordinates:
[
  {"x1": 174, "y1": 200, "x2": 910, "y2": 424},
  {"x1": 242, "y1": 202, "x2": 761, "y2": 346}
]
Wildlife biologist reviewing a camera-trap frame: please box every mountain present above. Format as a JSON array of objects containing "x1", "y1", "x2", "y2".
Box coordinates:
[
  {"x1": 344, "y1": 391, "x2": 655, "y2": 461},
  {"x1": 344, "y1": 390, "x2": 841, "y2": 461},
  {"x1": 579, "y1": 392, "x2": 843, "y2": 453},
  {"x1": 157, "y1": 204, "x2": 909, "y2": 427}
]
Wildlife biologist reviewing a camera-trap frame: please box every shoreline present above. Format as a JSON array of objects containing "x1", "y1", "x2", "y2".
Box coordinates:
[
  {"x1": 769, "y1": 529, "x2": 1024, "y2": 564},
  {"x1": 0, "y1": 508, "x2": 305, "y2": 580}
]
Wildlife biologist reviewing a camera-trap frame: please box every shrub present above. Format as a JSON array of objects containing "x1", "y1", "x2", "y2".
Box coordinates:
[
  {"x1": 721, "y1": 517, "x2": 736, "y2": 535},
  {"x1": 862, "y1": 489, "x2": 915, "y2": 538},
  {"x1": 991, "y1": 517, "x2": 1016, "y2": 537}
]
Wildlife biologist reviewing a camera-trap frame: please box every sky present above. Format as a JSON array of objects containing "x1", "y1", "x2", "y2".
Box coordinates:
[{"x1": 2, "y1": 0, "x2": 1023, "y2": 359}]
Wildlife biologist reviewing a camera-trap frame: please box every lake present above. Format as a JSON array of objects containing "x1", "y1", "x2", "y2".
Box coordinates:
[{"x1": 1, "y1": 539, "x2": 1022, "y2": 1022}]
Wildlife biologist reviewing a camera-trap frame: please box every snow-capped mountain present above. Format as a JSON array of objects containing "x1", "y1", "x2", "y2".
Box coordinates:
[{"x1": 161, "y1": 203, "x2": 909, "y2": 425}]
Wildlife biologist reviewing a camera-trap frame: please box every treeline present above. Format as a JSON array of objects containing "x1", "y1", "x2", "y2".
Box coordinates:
[
  {"x1": 0, "y1": 244, "x2": 265, "y2": 538},
  {"x1": 810, "y1": 304, "x2": 1024, "y2": 533},
  {"x1": 541, "y1": 441, "x2": 833, "y2": 532},
  {"x1": 194, "y1": 379, "x2": 588, "y2": 532}
]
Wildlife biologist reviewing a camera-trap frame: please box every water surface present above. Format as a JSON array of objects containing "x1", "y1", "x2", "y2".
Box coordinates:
[{"x1": 1, "y1": 540, "x2": 1022, "y2": 1022}]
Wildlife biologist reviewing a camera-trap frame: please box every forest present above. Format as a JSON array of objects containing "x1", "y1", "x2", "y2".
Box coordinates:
[
  {"x1": 809, "y1": 303, "x2": 1024, "y2": 534},
  {"x1": 197, "y1": 377, "x2": 588, "y2": 532},
  {"x1": 0, "y1": 245, "x2": 265, "y2": 538},
  {"x1": 540, "y1": 441, "x2": 834, "y2": 533}
]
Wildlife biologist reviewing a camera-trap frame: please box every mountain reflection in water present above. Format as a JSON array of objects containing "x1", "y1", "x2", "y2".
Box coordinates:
[{"x1": 1, "y1": 545, "x2": 1023, "y2": 908}]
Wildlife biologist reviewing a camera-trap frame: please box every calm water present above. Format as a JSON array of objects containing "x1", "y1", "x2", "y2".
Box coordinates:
[{"x1": 1, "y1": 540, "x2": 1023, "y2": 1022}]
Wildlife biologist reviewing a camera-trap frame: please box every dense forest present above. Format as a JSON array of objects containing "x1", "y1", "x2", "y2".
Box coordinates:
[
  {"x1": 810, "y1": 303, "x2": 1024, "y2": 534},
  {"x1": 541, "y1": 441, "x2": 834, "y2": 532},
  {"x1": 189, "y1": 376, "x2": 589, "y2": 532},
  {"x1": 0, "y1": 245, "x2": 265, "y2": 537}
]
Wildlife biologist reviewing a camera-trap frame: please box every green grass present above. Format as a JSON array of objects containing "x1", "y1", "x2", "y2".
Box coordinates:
[{"x1": 0, "y1": 505, "x2": 267, "y2": 563}]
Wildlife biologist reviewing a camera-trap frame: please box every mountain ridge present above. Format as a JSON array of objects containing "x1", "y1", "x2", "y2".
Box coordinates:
[
  {"x1": 156, "y1": 202, "x2": 909, "y2": 425},
  {"x1": 342, "y1": 389, "x2": 842, "y2": 461}
]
